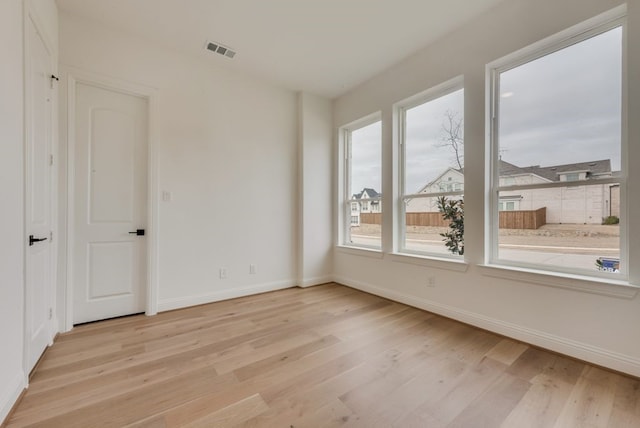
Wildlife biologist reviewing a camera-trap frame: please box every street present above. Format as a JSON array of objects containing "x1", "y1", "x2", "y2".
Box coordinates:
[{"x1": 349, "y1": 234, "x2": 620, "y2": 273}]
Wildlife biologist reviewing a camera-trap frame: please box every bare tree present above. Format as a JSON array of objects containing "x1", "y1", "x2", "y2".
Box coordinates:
[
  {"x1": 437, "y1": 110, "x2": 464, "y2": 170},
  {"x1": 436, "y1": 110, "x2": 464, "y2": 255}
]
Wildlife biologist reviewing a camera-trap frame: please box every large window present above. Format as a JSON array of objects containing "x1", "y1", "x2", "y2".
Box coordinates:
[
  {"x1": 398, "y1": 78, "x2": 464, "y2": 257},
  {"x1": 341, "y1": 117, "x2": 382, "y2": 249},
  {"x1": 489, "y1": 17, "x2": 625, "y2": 278}
]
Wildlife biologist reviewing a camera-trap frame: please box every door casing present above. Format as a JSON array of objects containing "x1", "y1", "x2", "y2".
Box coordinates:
[
  {"x1": 23, "y1": 2, "x2": 57, "y2": 378},
  {"x1": 65, "y1": 68, "x2": 159, "y2": 331},
  {"x1": 72, "y1": 82, "x2": 148, "y2": 324}
]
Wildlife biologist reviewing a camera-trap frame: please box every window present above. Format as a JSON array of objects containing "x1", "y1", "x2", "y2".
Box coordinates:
[
  {"x1": 499, "y1": 197, "x2": 521, "y2": 212},
  {"x1": 505, "y1": 202, "x2": 515, "y2": 211},
  {"x1": 489, "y1": 15, "x2": 625, "y2": 278},
  {"x1": 340, "y1": 116, "x2": 382, "y2": 249},
  {"x1": 398, "y1": 78, "x2": 464, "y2": 257}
]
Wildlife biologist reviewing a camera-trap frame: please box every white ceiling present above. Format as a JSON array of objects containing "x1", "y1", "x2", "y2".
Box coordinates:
[{"x1": 55, "y1": 0, "x2": 505, "y2": 98}]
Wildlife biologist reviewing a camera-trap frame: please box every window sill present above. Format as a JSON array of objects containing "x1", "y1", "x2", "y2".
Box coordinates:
[
  {"x1": 389, "y1": 252, "x2": 469, "y2": 272},
  {"x1": 479, "y1": 264, "x2": 638, "y2": 299},
  {"x1": 335, "y1": 245, "x2": 383, "y2": 259}
]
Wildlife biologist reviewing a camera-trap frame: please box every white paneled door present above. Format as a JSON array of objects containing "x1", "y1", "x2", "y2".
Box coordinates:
[
  {"x1": 25, "y1": 15, "x2": 55, "y2": 372},
  {"x1": 73, "y1": 82, "x2": 148, "y2": 324}
]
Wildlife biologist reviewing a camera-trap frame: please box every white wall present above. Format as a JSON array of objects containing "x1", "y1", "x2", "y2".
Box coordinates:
[
  {"x1": 0, "y1": 0, "x2": 58, "y2": 423},
  {"x1": 334, "y1": 0, "x2": 640, "y2": 376},
  {"x1": 1, "y1": 0, "x2": 633, "y2": 423},
  {"x1": 297, "y1": 93, "x2": 334, "y2": 287},
  {"x1": 0, "y1": 1, "x2": 27, "y2": 421},
  {"x1": 58, "y1": 12, "x2": 299, "y2": 315}
]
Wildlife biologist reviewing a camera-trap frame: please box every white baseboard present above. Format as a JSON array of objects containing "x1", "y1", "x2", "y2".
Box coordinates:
[
  {"x1": 298, "y1": 275, "x2": 334, "y2": 288},
  {"x1": 157, "y1": 280, "x2": 297, "y2": 312},
  {"x1": 0, "y1": 371, "x2": 25, "y2": 425},
  {"x1": 334, "y1": 275, "x2": 640, "y2": 378}
]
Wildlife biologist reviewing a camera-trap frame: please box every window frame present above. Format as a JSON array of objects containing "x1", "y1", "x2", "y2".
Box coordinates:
[
  {"x1": 396, "y1": 76, "x2": 465, "y2": 258},
  {"x1": 338, "y1": 113, "x2": 382, "y2": 250},
  {"x1": 486, "y1": 11, "x2": 628, "y2": 280}
]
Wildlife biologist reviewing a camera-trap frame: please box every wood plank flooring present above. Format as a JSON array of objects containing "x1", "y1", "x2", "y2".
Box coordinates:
[{"x1": 5, "y1": 283, "x2": 640, "y2": 427}]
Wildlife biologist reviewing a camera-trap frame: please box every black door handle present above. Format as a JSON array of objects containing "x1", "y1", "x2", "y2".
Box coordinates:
[
  {"x1": 129, "y1": 229, "x2": 145, "y2": 236},
  {"x1": 29, "y1": 235, "x2": 48, "y2": 246}
]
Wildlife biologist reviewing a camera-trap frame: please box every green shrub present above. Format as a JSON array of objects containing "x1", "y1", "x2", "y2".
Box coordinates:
[
  {"x1": 602, "y1": 216, "x2": 619, "y2": 225},
  {"x1": 437, "y1": 196, "x2": 464, "y2": 255}
]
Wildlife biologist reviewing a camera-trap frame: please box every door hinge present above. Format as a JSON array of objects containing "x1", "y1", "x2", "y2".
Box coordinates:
[
  {"x1": 49, "y1": 154, "x2": 54, "y2": 166},
  {"x1": 49, "y1": 308, "x2": 53, "y2": 320},
  {"x1": 50, "y1": 231, "x2": 53, "y2": 242}
]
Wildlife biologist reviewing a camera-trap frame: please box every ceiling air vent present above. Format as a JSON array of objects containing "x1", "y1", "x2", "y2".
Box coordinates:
[{"x1": 206, "y1": 41, "x2": 236, "y2": 59}]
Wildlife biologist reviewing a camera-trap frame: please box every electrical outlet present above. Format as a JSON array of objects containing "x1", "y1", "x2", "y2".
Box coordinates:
[
  {"x1": 219, "y1": 268, "x2": 227, "y2": 279},
  {"x1": 427, "y1": 276, "x2": 436, "y2": 287},
  {"x1": 249, "y1": 264, "x2": 257, "y2": 274}
]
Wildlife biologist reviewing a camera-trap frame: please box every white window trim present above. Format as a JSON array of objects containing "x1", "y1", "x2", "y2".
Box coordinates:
[
  {"x1": 335, "y1": 244, "x2": 384, "y2": 259},
  {"x1": 479, "y1": 264, "x2": 638, "y2": 299},
  {"x1": 338, "y1": 112, "x2": 382, "y2": 252},
  {"x1": 389, "y1": 252, "x2": 469, "y2": 272},
  {"x1": 486, "y1": 6, "x2": 628, "y2": 281},
  {"x1": 395, "y1": 75, "x2": 465, "y2": 259}
]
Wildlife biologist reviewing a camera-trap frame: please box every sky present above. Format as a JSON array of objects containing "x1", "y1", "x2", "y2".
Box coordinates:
[
  {"x1": 405, "y1": 89, "x2": 464, "y2": 193},
  {"x1": 350, "y1": 121, "x2": 382, "y2": 194},
  {"x1": 350, "y1": 25, "x2": 622, "y2": 196}
]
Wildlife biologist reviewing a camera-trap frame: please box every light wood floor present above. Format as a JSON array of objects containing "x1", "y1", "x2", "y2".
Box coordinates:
[{"x1": 5, "y1": 283, "x2": 640, "y2": 427}]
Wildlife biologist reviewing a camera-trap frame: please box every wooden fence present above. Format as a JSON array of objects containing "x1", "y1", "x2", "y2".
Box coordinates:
[
  {"x1": 406, "y1": 212, "x2": 449, "y2": 227},
  {"x1": 359, "y1": 213, "x2": 382, "y2": 225},
  {"x1": 499, "y1": 207, "x2": 546, "y2": 230},
  {"x1": 359, "y1": 212, "x2": 448, "y2": 227},
  {"x1": 359, "y1": 207, "x2": 546, "y2": 230}
]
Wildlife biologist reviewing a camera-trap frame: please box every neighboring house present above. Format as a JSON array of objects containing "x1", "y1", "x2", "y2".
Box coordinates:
[
  {"x1": 351, "y1": 188, "x2": 381, "y2": 226},
  {"x1": 406, "y1": 159, "x2": 619, "y2": 224},
  {"x1": 405, "y1": 168, "x2": 465, "y2": 217}
]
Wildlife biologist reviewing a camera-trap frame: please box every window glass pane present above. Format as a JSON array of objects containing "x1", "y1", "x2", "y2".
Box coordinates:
[
  {"x1": 496, "y1": 27, "x2": 622, "y2": 275},
  {"x1": 404, "y1": 196, "x2": 464, "y2": 256},
  {"x1": 403, "y1": 88, "x2": 464, "y2": 255},
  {"x1": 348, "y1": 121, "x2": 381, "y2": 248},
  {"x1": 405, "y1": 89, "x2": 464, "y2": 194},
  {"x1": 498, "y1": 186, "x2": 620, "y2": 272}
]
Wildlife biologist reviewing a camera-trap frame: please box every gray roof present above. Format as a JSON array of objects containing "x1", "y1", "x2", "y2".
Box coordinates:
[
  {"x1": 352, "y1": 188, "x2": 381, "y2": 199},
  {"x1": 420, "y1": 159, "x2": 614, "y2": 194},
  {"x1": 500, "y1": 159, "x2": 612, "y2": 182}
]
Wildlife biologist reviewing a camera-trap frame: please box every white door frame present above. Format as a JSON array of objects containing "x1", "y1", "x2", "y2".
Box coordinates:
[
  {"x1": 65, "y1": 68, "x2": 159, "y2": 331},
  {"x1": 23, "y1": 1, "x2": 57, "y2": 379}
]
